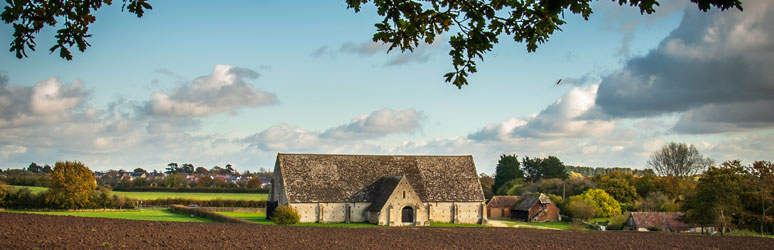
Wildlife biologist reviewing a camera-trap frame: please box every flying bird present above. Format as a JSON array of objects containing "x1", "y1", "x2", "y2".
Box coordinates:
[{"x1": 555, "y1": 79, "x2": 562, "y2": 85}]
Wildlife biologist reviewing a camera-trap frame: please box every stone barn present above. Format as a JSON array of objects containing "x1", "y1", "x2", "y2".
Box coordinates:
[
  {"x1": 486, "y1": 196, "x2": 520, "y2": 218},
  {"x1": 267, "y1": 153, "x2": 487, "y2": 226},
  {"x1": 510, "y1": 193, "x2": 561, "y2": 222}
]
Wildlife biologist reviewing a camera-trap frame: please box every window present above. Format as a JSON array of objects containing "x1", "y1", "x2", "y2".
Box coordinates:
[{"x1": 403, "y1": 191, "x2": 406, "y2": 199}]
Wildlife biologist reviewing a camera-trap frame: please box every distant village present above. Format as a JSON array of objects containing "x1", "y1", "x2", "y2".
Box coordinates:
[{"x1": 3, "y1": 162, "x2": 273, "y2": 191}]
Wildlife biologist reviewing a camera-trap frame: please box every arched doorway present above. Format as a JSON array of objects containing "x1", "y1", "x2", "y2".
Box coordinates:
[{"x1": 402, "y1": 206, "x2": 414, "y2": 223}]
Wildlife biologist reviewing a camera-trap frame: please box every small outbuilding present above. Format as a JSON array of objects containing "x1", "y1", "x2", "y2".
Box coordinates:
[
  {"x1": 486, "y1": 196, "x2": 520, "y2": 218},
  {"x1": 625, "y1": 212, "x2": 693, "y2": 232},
  {"x1": 510, "y1": 193, "x2": 560, "y2": 222}
]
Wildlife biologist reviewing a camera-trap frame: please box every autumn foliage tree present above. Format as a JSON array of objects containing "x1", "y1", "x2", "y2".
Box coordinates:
[
  {"x1": 0, "y1": 181, "x2": 9, "y2": 207},
  {"x1": 45, "y1": 161, "x2": 97, "y2": 209},
  {"x1": 572, "y1": 188, "x2": 622, "y2": 218},
  {"x1": 595, "y1": 172, "x2": 639, "y2": 206}
]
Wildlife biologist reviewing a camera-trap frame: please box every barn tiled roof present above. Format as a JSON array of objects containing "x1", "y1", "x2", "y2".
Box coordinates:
[
  {"x1": 487, "y1": 196, "x2": 521, "y2": 208},
  {"x1": 275, "y1": 153, "x2": 485, "y2": 203},
  {"x1": 512, "y1": 193, "x2": 552, "y2": 211},
  {"x1": 629, "y1": 212, "x2": 691, "y2": 231},
  {"x1": 367, "y1": 176, "x2": 404, "y2": 212}
]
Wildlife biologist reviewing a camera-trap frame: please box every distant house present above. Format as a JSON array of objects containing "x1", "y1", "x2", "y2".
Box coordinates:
[
  {"x1": 130, "y1": 172, "x2": 146, "y2": 179},
  {"x1": 259, "y1": 177, "x2": 272, "y2": 188},
  {"x1": 510, "y1": 193, "x2": 561, "y2": 222},
  {"x1": 486, "y1": 196, "x2": 520, "y2": 218},
  {"x1": 625, "y1": 212, "x2": 697, "y2": 232}
]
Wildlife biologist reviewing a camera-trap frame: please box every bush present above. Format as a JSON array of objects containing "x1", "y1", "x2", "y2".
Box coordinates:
[
  {"x1": 272, "y1": 206, "x2": 300, "y2": 225},
  {"x1": 142, "y1": 198, "x2": 266, "y2": 208},
  {"x1": 566, "y1": 198, "x2": 595, "y2": 221},
  {"x1": 0, "y1": 181, "x2": 8, "y2": 206},
  {"x1": 169, "y1": 205, "x2": 249, "y2": 223},
  {"x1": 111, "y1": 186, "x2": 269, "y2": 193},
  {"x1": 606, "y1": 213, "x2": 630, "y2": 230}
]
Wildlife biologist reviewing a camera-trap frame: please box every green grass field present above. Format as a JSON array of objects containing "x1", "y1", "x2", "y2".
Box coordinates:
[
  {"x1": 7, "y1": 208, "x2": 216, "y2": 223},
  {"x1": 10, "y1": 185, "x2": 267, "y2": 201},
  {"x1": 216, "y1": 211, "x2": 274, "y2": 224}
]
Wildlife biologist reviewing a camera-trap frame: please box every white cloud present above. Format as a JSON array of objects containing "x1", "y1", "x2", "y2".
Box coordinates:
[
  {"x1": 0, "y1": 76, "x2": 90, "y2": 128},
  {"x1": 469, "y1": 85, "x2": 615, "y2": 140},
  {"x1": 321, "y1": 108, "x2": 425, "y2": 140},
  {"x1": 144, "y1": 64, "x2": 277, "y2": 117},
  {"x1": 0, "y1": 145, "x2": 26, "y2": 160}
]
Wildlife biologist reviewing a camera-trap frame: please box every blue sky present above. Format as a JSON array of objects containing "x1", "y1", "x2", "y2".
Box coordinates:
[{"x1": 1, "y1": 0, "x2": 772, "y2": 174}]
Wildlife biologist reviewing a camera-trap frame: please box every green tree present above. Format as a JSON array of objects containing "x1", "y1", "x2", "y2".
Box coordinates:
[
  {"x1": 747, "y1": 161, "x2": 774, "y2": 235},
  {"x1": 133, "y1": 168, "x2": 146, "y2": 173},
  {"x1": 565, "y1": 198, "x2": 595, "y2": 221},
  {"x1": 27, "y1": 162, "x2": 42, "y2": 173},
  {"x1": 225, "y1": 164, "x2": 235, "y2": 174},
  {"x1": 523, "y1": 156, "x2": 568, "y2": 182},
  {"x1": 647, "y1": 142, "x2": 714, "y2": 178},
  {"x1": 165, "y1": 162, "x2": 179, "y2": 175},
  {"x1": 163, "y1": 174, "x2": 185, "y2": 188},
  {"x1": 633, "y1": 174, "x2": 657, "y2": 198},
  {"x1": 493, "y1": 154, "x2": 523, "y2": 194},
  {"x1": 687, "y1": 160, "x2": 746, "y2": 234},
  {"x1": 636, "y1": 191, "x2": 678, "y2": 212},
  {"x1": 3, "y1": 1, "x2": 741, "y2": 87},
  {"x1": 181, "y1": 163, "x2": 195, "y2": 174},
  {"x1": 498, "y1": 178, "x2": 524, "y2": 195},
  {"x1": 596, "y1": 172, "x2": 638, "y2": 205},
  {"x1": 573, "y1": 188, "x2": 621, "y2": 218},
  {"x1": 45, "y1": 161, "x2": 97, "y2": 209}
]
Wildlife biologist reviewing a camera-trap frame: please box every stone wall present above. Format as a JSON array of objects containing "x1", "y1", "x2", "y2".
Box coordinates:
[
  {"x1": 375, "y1": 178, "x2": 428, "y2": 226},
  {"x1": 270, "y1": 162, "x2": 288, "y2": 206},
  {"x1": 288, "y1": 201, "x2": 486, "y2": 225},
  {"x1": 425, "y1": 202, "x2": 485, "y2": 224},
  {"x1": 289, "y1": 202, "x2": 372, "y2": 223}
]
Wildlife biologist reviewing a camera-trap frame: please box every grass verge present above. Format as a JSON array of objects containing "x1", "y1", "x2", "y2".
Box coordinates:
[
  {"x1": 6, "y1": 208, "x2": 216, "y2": 222},
  {"x1": 11, "y1": 185, "x2": 267, "y2": 201}
]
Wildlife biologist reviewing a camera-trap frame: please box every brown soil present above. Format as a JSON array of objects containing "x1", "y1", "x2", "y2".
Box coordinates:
[{"x1": 1, "y1": 212, "x2": 772, "y2": 249}]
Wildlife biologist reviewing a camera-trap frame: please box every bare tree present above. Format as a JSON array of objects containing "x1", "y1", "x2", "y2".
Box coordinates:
[{"x1": 647, "y1": 142, "x2": 714, "y2": 178}]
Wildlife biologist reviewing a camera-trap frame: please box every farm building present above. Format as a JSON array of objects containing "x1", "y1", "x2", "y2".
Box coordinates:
[
  {"x1": 267, "y1": 153, "x2": 487, "y2": 226},
  {"x1": 510, "y1": 193, "x2": 561, "y2": 222},
  {"x1": 625, "y1": 212, "x2": 695, "y2": 232},
  {"x1": 486, "y1": 196, "x2": 520, "y2": 218}
]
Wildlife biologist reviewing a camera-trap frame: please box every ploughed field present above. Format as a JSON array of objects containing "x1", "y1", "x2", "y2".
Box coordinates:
[{"x1": 2, "y1": 212, "x2": 772, "y2": 250}]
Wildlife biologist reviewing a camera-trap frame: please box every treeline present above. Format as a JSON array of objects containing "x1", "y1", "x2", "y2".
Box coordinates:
[
  {"x1": 565, "y1": 166, "x2": 655, "y2": 177},
  {"x1": 112, "y1": 186, "x2": 268, "y2": 193},
  {"x1": 0, "y1": 185, "x2": 137, "y2": 209},
  {"x1": 482, "y1": 143, "x2": 774, "y2": 235},
  {"x1": 1, "y1": 161, "x2": 269, "y2": 210},
  {"x1": 0, "y1": 168, "x2": 50, "y2": 187}
]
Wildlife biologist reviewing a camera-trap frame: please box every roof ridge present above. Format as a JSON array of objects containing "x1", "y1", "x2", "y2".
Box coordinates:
[{"x1": 278, "y1": 153, "x2": 473, "y2": 157}]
